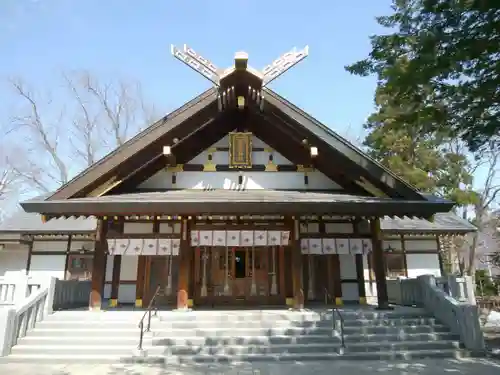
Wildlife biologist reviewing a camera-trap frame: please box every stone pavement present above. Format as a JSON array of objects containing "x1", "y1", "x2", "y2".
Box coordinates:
[{"x1": 1, "y1": 358, "x2": 500, "y2": 375}]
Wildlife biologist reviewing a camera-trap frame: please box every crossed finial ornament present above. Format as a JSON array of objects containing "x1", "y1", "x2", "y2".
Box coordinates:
[{"x1": 171, "y1": 44, "x2": 309, "y2": 87}]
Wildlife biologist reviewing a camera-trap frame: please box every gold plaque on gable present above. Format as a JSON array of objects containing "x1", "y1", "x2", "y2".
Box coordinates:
[{"x1": 229, "y1": 132, "x2": 252, "y2": 168}]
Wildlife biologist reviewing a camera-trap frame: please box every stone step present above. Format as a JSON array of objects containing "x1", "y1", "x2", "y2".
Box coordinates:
[
  {"x1": 342, "y1": 317, "x2": 438, "y2": 327},
  {"x1": 1, "y1": 348, "x2": 472, "y2": 364},
  {"x1": 342, "y1": 332, "x2": 459, "y2": 343},
  {"x1": 10, "y1": 344, "x2": 158, "y2": 357},
  {"x1": 152, "y1": 334, "x2": 338, "y2": 346},
  {"x1": 342, "y1": 324, "x2": 450, "y2": 335},
  {"x1": 27, "y1": 328, "x2": 150, "y2": 338},
  {"x1": 342, "y1": 340, "x2": 462, "y2": 353}
]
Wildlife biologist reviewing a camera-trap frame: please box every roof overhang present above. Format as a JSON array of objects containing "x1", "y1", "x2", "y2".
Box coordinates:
[{"x1": 21, "y1": 190, "x2": 454, "y2": 219}]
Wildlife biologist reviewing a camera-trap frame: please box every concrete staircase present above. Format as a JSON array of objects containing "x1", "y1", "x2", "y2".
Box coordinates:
[{"x1": 2, "y1": 307, "x2": 470, "y2": 363}]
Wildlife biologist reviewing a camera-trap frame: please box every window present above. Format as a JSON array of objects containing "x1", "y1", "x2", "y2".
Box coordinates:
[
  {"x1": 67, "y1": 255, "x2": 93, "y2": 281},
  {"x1": 385, "y1": 253, "x2": 406, "y2": 278}
]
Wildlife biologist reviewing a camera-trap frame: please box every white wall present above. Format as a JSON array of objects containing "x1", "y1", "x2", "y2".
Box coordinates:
[
  {"x1": 138, "y1": 135, "x2": 343, "y2": 191},
  {"x1": 103, "y1": 255, "x2": 138, "y2": 304},
  {"x1": 405, "y1": 238, "x2": 441, "y2": 277},
  {"x1": 0, "y1": 244, "x2": 29, "y2": 276}
]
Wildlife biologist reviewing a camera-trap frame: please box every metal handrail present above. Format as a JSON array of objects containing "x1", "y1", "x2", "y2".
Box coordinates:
[
  {"x1": 138, "y1": 284, "x2": 162, "y2": 350},
  {"x1": 324, "y1": 288, "x2": 345, "y2": 351}
]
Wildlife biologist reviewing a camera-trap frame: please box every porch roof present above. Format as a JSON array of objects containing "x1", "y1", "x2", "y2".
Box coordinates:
[{"x1": 21, "y1": 189, "x2": 454, "y2": 218}]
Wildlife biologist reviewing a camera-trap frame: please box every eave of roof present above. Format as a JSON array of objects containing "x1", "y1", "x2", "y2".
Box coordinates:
[{"x1": 21, "y1": 190, "x2": 454, "y2": 218}]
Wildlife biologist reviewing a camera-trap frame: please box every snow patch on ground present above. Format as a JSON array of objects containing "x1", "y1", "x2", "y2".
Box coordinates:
[{"x1": 484, "y1": 311, "x2": 500, "y2": 328}]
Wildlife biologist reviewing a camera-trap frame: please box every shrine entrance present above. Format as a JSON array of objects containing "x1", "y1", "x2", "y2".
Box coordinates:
[{"x1": 192, "y1": 245, "x2": 286, "y2": 306}]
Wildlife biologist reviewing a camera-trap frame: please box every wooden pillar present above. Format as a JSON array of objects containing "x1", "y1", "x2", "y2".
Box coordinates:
[
  {"x1": 90, "y1": 219, "x2": 108, "y2": 311},
  {"x1": 63, "y1": 235, "x2": 72, "y2": 280},
  {"x1": 355, "y1": 254, "x2": 366, "y2": 304},
  {"x1": 135, "y1": 256, "x2": 146, "y2": 308},
  {"x1": 109, "y1": 255, "x2": 122, "y2": 307},
  {"x1": 278, "y1": 246, "x2": 286, "y2": 301},
  {"x1": 370, "y1": 218, "x2": 391, "y2": 309},
  {"x1": 332, "y1": 255, "x2": 342, "y2": 305},
  {"x1": 291, "y1": 218, "x2": 304, "y2": 309},
  {"x1": 25, "y1": 239, "x2": 34, "y2": 275},
  {"x1": 177, "y1": 219, "x2": 191, "y2": 310}
]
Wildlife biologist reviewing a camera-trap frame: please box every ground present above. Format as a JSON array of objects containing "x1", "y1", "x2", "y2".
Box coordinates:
[{"x1": 2, "y1": 358, "x2": 500, "y2": 375}]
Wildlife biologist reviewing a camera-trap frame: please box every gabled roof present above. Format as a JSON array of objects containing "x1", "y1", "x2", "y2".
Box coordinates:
[{"x1": 43, "y1": 88, "x2": 433, "y2": 203}]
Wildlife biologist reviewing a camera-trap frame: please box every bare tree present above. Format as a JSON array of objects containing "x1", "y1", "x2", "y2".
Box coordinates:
[
  {"x1": 4, "y1": 72, "x2": 157, "y2": 195},
  {"x1": 467, "y1": 143, "x2": 500, "y2": 277}
]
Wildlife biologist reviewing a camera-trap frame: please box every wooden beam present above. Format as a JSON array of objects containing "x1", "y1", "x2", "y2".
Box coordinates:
[
  {"x1": 135, "y1": 256, "x2": 146, "y2": 308},
  {"x1": 177, "y1": 219, "x2": 191, "y2": 309},
  {"x1": 111, "y1": 115, "x2": 234, "y2": 195},
  {"x1": 370, "y1": 218, "x2": 391, "y2": 309},
  {"x1": 110, "y1": 255, "x2": 122, "y2": 307},
  {"x1": 89, "y1": 219, "x2": 107, "y2": 310},
  {"x1": 69, "y1": 99, "x2": 219, "y2": 199}
]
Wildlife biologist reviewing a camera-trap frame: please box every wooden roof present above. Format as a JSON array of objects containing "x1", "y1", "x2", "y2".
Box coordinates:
[
  {"x1": 21, "y1": 190, "x2": 453, "y2": 217},
  {"x1": 40, "y1": 84, "x2": 435, "y2": 203}
]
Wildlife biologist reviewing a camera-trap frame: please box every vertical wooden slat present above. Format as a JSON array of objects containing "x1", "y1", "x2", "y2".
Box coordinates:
[
  {"x1": 370, "y1": 218, "x2": 390, "y2": 309},
  {"x1": 177, "y1": 219, "x2": 190, "y2": 309},
  {"x1": 63, "y1": 235, "x2": 72, "y2": 280},
  {"x1": 135, "y1": 256, "x2": 146, "y2": 307},
  {"x1": 90, "y1": 219, "x2": 108, "y2": 310},
  {"x1": 110, "y1": 255, "x2": 122, "y2": 307},
  {"x1": 291, "y1": 218, "x2": 304, "y2": 309},
  {"x1": 326, "y1": 255, "x2": 334, "y2": 303},
  {"x1": 25, "y1": 239, "x2": 34, "y2": 275},
  {"x1": 401, "y1": 235, "x2": 408, "y2": 277},
  {"x1": 355, "y1": 254, "x2": 366, "y2": 304},
  {"x1": 332, "y1": 254, "x2": 342, "y2": 304},
  {"x1": 278, "y1": 246, "x2": 286, "y2": 301}
]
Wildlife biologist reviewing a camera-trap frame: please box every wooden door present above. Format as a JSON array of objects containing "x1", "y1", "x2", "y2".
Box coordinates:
[
  {"x1": 210, "y1": 247, "x2": 229, "y2": 297},
  {"x1": 249, "y1": 247, "x2": 269, "y2": 297}
]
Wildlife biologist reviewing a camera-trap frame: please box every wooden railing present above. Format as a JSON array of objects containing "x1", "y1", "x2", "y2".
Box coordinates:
[{"x1": 52, "y1": 279, "x2": 92, "y2": 310}]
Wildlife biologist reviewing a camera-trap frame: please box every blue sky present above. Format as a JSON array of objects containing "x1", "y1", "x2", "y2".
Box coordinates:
[{"x1": 0, "y1": 0, "x2": 392, "y2": 144}]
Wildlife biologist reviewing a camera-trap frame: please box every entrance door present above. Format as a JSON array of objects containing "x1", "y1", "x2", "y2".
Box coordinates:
[
  {"x1": 146, "y1": 256, "x2": 177, "y2": 307},
  {"x1": 232, "y1": 249, "x2": 248, "y2": 297}
]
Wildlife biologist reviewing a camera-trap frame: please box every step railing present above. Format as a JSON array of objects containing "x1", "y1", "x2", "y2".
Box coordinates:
[
  {"x1": 0, "y1": 277, "x2": 56, "y2": 356},
  {"x1": 138, "y1": 285, "x2": 162, "y2": 351},
  {"x1": 418, "y1": 275, "x2": 485, "y2": 353},
  {"x1": 0, "y1": 275, "x2": 43, "y2": 306},
  {"x1": 324, "y1": 288, "x2": 345, "y2": 352},
  {"x1": 387, "y1": 274, "x2": 485, "y2": 352}
]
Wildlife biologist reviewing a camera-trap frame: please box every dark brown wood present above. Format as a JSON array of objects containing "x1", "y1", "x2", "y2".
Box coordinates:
[
  {"x1": 90, "y1": 219, "x2": 107, "y2": 310},
  {"x1": 355, "y1": 254, "x2": 366, "y2": 301},
  {"x1": 290, "y1": 219, "x2": 304, "y2": 309},
  {"x1": 110, "y1": 255, "x2": 122, "y2": 305},
  {"x1": 370, "y1": 218, "x2": 390, "y2": 309},
  {"x1": 51, "y1": 90, "x2": 218, "y2": 200},
  {"x1": 326, "y1": 255, "x2": 335, "y2": 301},
  {"x1": 135, "y1": 256, "x2": 146, "y2": 308},
  {"x1": 111, "y1": 113, "x2": 233, "y2": 195},
  {"x1": 25, "y1": 240, "x2": 34, "y2": 274},
  {"x1": 63, "y1": 235, "x2": 72, "y2": 280},
  {"x1": 278, "y1": 246, "x2": 286, "y2": 298},
  {"x1": 332, "y1": 255, "x2": 342, "y2": 303},
  {"x1": 177, "y1": 220, "x2": 191, "y2": 309}
]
